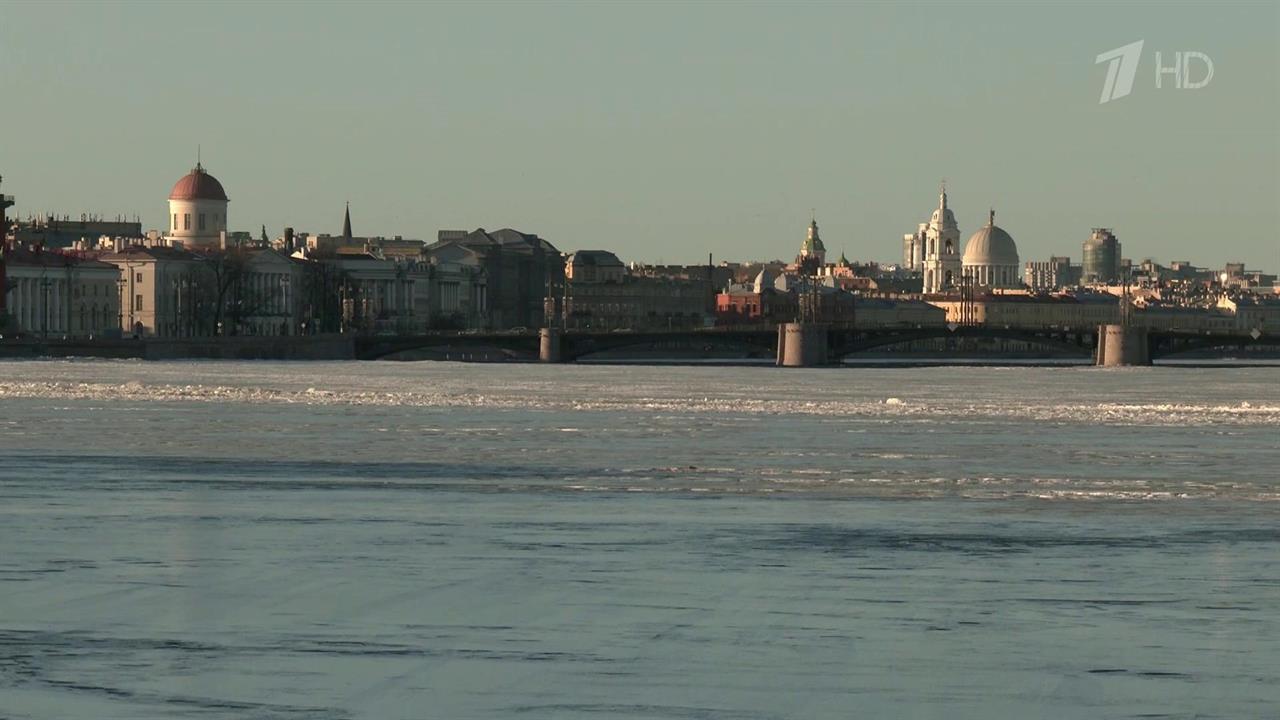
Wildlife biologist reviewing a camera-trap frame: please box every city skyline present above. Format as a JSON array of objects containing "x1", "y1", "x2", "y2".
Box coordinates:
[{"x1": 2, "y1": 2, "x2": 1277, "y2": 269}]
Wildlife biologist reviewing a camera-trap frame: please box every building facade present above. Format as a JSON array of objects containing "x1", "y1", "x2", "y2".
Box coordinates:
[
  {"x1": 100, "y1": 246, "x2": 204, "y2": 336},
  {"x1": 427, "y1": 228, "x2": 562, "y2": 329},
  {"x1": 1024, "y1": 256, "x2": 1080, "y2": 290},
  {"x1": 2, "y1": 248, "x2": 121, "y2": 337},
  {"x1": 559, "y1": 252, "x2": 709, "y2": 331},
  {"x1": 929, "y1": 292, "x2": 1119, "y2": 329}
]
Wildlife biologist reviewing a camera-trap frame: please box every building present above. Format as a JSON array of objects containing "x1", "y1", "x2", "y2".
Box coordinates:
[
  {"x1": 795, "y1": 218, "x2": 826, "y2": 274},
  {"x1": 102, "y1": 243, "x2": 304, "y2": 338},
  {"x1": 99, "y1": 245, "x2": 204, "y2": 336},
  {"x1": 919, "y1": 184, "x2": 963, "y2": 294},
  {"x1": 237, "y1": 249, "x2": 307, "y2": 336},
  {"x1": 961, "y1": 210, "x2": 1020, "y2": 289},
  {"x1": 411, "y1": 241, "x2": 489, "y2": 329},
  {"x1": 715, "y1": 268, "x2": 796, "y2": 325},
  {"x1": 0, "y1": 177, "x2": 12, "y2": 320},
  {"x1": 566, "y1": 250, "x2": 626, "y2": 283},
  {"x1": 9, "y1": 215, "x2": 144, "y2": 250},
  {"x1": 315, "y1": 253, "x2": 422, "y2": 335},
  {"x1": 1082, "y1": 228, "x2": 1122, "y2": 284},
  {"x1": 633, "y1": 261, "x2": 733, "y2": 294},
  {"x1": 560, "y1": 251, "x2": 709, "y2": 331},
  {"x1": 929, "y1": 291, "x2": 1118, "y2": 329},
  {"x1": 1024, "y1": 256, "x2": 1080, "y2": 290},
  {"x1": 0, "y1": 176, "x2": 13, "y2": 240},
  {"x1": 852, "y1": 297, "x2": 947, "y2": 328},
  {"x1": 1133, "y1": 304, "x2": 1237, "y2": 333},
  {"x1": 2, "y1": 247, "x2": 121, "y2": 337},
  {"x1": 1217, "y1": 295, "x2": 1280, "y2": 333},
  {"x1": 303, "y1": 204, "x2": 428, "y2": 259},
  {"x1": 166, "y1": 162, "x2": 229, "y2": 249},
  {"x1": 426, "y1": 228, "x2": 562, "y2": 329}
]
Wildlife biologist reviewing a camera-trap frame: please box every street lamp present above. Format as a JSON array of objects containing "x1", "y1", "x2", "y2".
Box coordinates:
[{"x1": 116, "y1": 276, "x2": 126, "y2": 333}]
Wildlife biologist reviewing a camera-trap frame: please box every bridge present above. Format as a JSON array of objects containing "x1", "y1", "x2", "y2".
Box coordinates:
[{"x1": 355, "y1": 324, "x2": 1276, "y2": 364}]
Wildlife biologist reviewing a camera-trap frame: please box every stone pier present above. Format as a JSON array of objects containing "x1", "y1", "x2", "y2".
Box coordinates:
[
  {"x1": 539, "y1": 327, "x2": 563, "y2": 363},
  {"x1": 1096, "y1": 324, "x2": 1151, "y2": 366},
  {"x1": 776, "y1": 323, "x2": 829, "y2": 367}
]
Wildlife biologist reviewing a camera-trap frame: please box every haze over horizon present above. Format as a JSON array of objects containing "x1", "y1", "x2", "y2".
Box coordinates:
[{"x1": 2, "y1": 1, "x2": 1277, "y2": 269}]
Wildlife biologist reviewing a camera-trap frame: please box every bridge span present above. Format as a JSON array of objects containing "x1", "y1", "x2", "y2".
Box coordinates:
[{"x1": 356, "y1": 324, "x2": 1275, "y2": 364}]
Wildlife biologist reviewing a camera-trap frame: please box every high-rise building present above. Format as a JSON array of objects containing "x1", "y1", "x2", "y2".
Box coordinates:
[
  {"x1": 1024, "y1": 256, "x2": 1079, "y2": 290},
  {"x1": 1081, "y1": 228, "x2": 1121, "y2": 284}
]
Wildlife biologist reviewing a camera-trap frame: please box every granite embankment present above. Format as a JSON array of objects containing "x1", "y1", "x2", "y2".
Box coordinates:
[{"x1": 0, "y1": 335, "x2": 355, "y2": 360}]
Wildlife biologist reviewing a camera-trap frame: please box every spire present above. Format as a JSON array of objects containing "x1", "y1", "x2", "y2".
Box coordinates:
[
  {"x1": 939, "y1": 179, "x2": 947, "y2": 210},
  {"x1": 988, "y1": 208, "x2": 995, "y2": 226},
  {"x1": 196, "y1": 145, "x2": 202, "y2": 173},
  {"x1": 342, "y1": 202, "x2": 352, "y2": 240}
]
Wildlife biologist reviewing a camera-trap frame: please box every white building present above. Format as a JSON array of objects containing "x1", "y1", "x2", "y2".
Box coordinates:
[
  {"x1": 165, "y1": 162, "x2": 229, "y2": 249},
  {"x1": 3, "y1": 248, "x2": 121, "y2": 337},
  {"x1": 919, "y1": 184, "x2": 962, "y2": 294},
  {"x1": 239, "y1": 249, "x2": 306, "y2": 336},
  {"x1": 100, "y1": 245, "x2": 204, "y2": 336}
]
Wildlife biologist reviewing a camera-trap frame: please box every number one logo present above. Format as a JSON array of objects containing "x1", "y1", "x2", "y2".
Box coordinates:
[{"x1": 1096, "y1": 40, "x2": 1145, "y2": 104}]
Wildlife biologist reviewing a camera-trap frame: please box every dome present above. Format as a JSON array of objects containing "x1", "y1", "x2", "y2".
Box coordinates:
[
  {"x1": 930, "y1": 206, "x2": 956, "y2": 226},
  {"x1": 169, "y1": 164, "x2": 228, "y2": 202},
  {"x1": 752, "y1": 267, "x2": 778, "y2": 293},
  {"x1": 962, "y1": 212, "x2": 1018, "y2": 266}
]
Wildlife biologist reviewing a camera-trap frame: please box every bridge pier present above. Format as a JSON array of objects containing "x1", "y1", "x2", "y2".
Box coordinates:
[
  {"x1": 777, "y1": 323, "x2": 829, "y2": 367},
  {"x1": 539, "y1": 328, "x2": 563, "y2": 363},
  {"x1": 1096, "y1": 324, "x2": 1150, "y2": 366}
]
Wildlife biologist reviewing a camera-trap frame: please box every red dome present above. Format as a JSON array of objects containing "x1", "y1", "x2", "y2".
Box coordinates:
[{"x1": 169, "y1": 164, "x2": 228, "y2": 202}]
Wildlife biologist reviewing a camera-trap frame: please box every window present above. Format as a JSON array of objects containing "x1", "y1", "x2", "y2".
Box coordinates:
[
  {"x1": 172, "y1": 214, "x2": 177, "y2": 230},
  {"x1": 136, "y1": 272, "x2": 143, "y2": 283},
  {"x1": 199, "y1": 214, "x2": 205, "y2": 230},
  {"x1": 134, "y1": 295, "x2": 143, "y2": 311},
  {"x1": 184, "y1": 214, "x2": 190, "y2": 230}
]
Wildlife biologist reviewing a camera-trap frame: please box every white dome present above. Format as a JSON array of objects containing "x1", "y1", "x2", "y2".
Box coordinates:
[
  {"x1": 962, "y1": 218, "x2": 1018, "y2": 266},
  {"x1": 752, "y1": 267, "x2": 778, "y2": 293}
]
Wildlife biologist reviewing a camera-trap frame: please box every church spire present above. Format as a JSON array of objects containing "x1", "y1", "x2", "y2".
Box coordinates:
[
  {"x1": 342, "y1": 201, "x2": 352, "y2": 240},
  {"x1": 939, "y1": 179, "x2": 947, "y2": 210}
]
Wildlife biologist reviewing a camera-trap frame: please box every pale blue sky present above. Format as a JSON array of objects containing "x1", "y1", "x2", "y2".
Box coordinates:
[{"x1": 2, "y1": 1, "x2": 1277, "y2": 269}]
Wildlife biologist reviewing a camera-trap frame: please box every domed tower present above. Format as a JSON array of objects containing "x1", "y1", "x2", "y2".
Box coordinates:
[
  {"x1": 167, "y1": 162, "x2": 228, "y2": 249},
  {"x1": 797, "y1": 218, "x2": 826, "y2": 274},
  {"x1": 962, "y1": 209, "x2": 1020, "y2": 289},
  {"x1": 922, "y1": 182, "x2": 962, "y2": 293}
]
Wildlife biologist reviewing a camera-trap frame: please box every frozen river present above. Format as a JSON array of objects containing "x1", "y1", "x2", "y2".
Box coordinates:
[{"x1": 1, "y1": 360, "x2": 1278, "y2": 719}]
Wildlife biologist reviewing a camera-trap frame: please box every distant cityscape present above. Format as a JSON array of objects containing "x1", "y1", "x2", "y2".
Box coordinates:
[{"x1": 1, "y1": 164, "x2": 1277, "y2": 342}]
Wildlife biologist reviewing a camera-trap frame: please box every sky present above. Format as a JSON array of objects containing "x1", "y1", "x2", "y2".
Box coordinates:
[{"x1": 1, "y1": 1, "x2": 1277, "y2": 270}]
